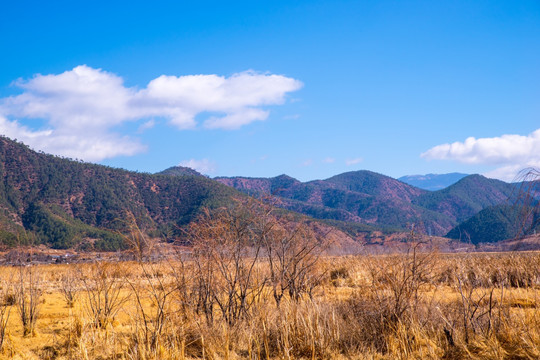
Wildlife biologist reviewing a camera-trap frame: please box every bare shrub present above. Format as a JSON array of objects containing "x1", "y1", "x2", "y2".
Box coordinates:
[
  {"x1": 448, "y1": 265, "x2": 507, "y2": 345},
  {"x1": 368, "y1": 245, "x2": 437, "y2": 324},
  {"x1": 60, "y1": 270, "x2": 79, "y2": 308},
  {"x1": 80, "y1": 262, "x2": 130, "y2": 328},
  {"x1": 188, "y1": 199, "x2": 268, "y2": 325},
  {"x1": 15, "y1": 266, "x2": 42, "y2": 336},
  {"x1": 187, "y1": 196, "x2": 329, "y2": 325},
  {"x1": 127, "y1": 261, "x2": 176, "y2": 356},
  {"x1": 264, "y1": 218, "x2": 328, "y2": 305},
  {"x1": 118, "y1": 211, "x2": 156, "y2": 262},
  {"x1": 0, "y1": 274, "x2": 13, "y2": 351}
]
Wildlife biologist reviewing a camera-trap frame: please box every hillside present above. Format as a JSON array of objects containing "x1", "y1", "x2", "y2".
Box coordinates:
[
  {"x1": 0, "y1": 137, "x2": 237, "y2": 250},
  {"x1": 446, "y1": 204, "x2": 522, "y2": 244},
  {"x1": 413, "y1": 175, "x2": 515, "y2": 224},
  {"x1": 447, "y1": 199, "x2": 540, "y2": 244},
  {"x1": 216, "y1": 171, "x2": 515, "y2": 236}
]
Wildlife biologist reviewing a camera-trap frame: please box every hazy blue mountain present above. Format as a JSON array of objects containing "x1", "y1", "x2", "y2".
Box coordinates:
[{"x1": 399, "y1": 173, "x2": 469, "y2": 191}]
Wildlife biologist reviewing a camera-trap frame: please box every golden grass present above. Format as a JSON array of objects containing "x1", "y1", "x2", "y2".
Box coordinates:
[{"x1": 0, "y1": 251, "x2": 538, "y2": 359}]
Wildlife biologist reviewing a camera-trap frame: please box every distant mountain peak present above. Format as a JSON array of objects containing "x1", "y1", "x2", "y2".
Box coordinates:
[
  {"x1": 272, "y1": 174, "x2": 298, "y2": 181},
  {"x1": 399, "y1": 173, "x2": 469, "y2": 191},
  {"x1": 157, "y1": 166, "x2": 203, "y2": 177}
]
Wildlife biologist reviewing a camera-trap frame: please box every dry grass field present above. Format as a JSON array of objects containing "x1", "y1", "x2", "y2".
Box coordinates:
[{"x1": 0, "y1": 250, "x2": 538, "y2": 360}]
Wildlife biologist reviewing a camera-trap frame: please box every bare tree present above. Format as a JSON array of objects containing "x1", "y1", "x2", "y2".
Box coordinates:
[
  {"x1": 368, "y1": 245, "x2": 435, "y2": 324},
  {"x1": 264, "y1": 219, "x2": 327, "y2": 306},
  {"x1": 127, "y1": 261, "x2": 176, "y2": 355},
  {"x1": 60, "y1": 270, "x2": 79, "y2": 308},
  {"x1": 15, "y1": 266, "x2": 42, "y2": 336},
  {"x1": 188, "y1": 199, "x2": 269, "y2": 325},
  {"x1": 80, "y1": 262, "x2": 130, "y2": 328},
  {"x1": 120, "y1": 211, "x2": 156, "y2": 262}
]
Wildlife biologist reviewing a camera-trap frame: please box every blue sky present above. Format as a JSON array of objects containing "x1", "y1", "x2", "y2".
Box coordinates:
[{"x1": 1, "y1": 0, "x2": 539, "y2": 181}]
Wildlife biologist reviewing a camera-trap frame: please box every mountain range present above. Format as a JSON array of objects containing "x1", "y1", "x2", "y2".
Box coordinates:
[
  {"x1": 215, "y1": 172, "x2": 515, "y2": 238},
  {"x1": 0, "y1": 135, "x2": 532, "y2": 250}
]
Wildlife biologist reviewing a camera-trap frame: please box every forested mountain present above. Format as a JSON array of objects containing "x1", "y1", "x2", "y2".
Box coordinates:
[
  {"x1": 446, "y1": 190, "x2": 539, "y2": 244},
  {"x1": 399, "y1": 173, "x2": 469, "y2": 191},
  {"x1": 412, "y1": 175, "x2": 515, "y2": 224},
  {"x1": 216, "y1": 171, "x2": 516, "y2": 236},
  {"x1": 0, "y1": 136, "x2": 237, "y2": 250},
  {"x1": 446, "y1": 204, "x2": 524, "y2": 244},
  {"x1": 0, "y1": 135, "x2": 525, "y2": 250}
]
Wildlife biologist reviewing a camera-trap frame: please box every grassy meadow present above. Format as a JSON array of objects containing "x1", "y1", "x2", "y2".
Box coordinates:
[{"x1": 0, "y1": 251, "x2": 538, "y2": 360}]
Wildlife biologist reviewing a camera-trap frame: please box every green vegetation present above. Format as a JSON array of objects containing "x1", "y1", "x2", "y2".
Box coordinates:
[
  {"x1": 21, "y1": 203, "x2": 126, "y2": 250},
  {"x1": 0, "y1": 136, "x2": 238, "y2": 250},
  {"x1": 447, "y1": 202, "x2": 540, "y2": 244},
  {"x1": 157, "y1": 165, "x2": 203, "y2": 177},
  {"x1": 446, "y1": 204, "x2": 520, "y2": 243},
  {"x1": 0, "y1": 136, "x2": 532, "y2": 249},
  {"x1": 413, "y1": 174, "x2": 515, "y2": 223},
  {"x1": 216, "y1": 172, "x2": 516, "y2": 237}
]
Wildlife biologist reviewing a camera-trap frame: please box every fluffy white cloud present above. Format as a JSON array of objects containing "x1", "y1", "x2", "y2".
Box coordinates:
[
  {"x1": 179, "y1": 158, "x2": 216, "y2": 175},
  {"x1": 0, "y1": 66, "x2": 302, "y2": 161},
  {"x1": 422, "y1": 129, "x2": 540, "y2": 181},
  {"x1": 0, "y1": 115, "x2": 145, "y2": 161}
]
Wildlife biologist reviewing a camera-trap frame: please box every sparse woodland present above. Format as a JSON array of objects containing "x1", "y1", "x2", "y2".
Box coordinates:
[{"x1": 0, "y1": 199, "x2": 538, "y2": 359}]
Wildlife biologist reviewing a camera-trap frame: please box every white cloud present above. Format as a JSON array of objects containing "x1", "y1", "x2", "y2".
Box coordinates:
[
  {"x1": 0, "y1": 65, "x2": 302, "y2": 161},
  {"x1": 179, "y1": 158, "x2": 216, "y2": 175},
  {"x1": 301, "y1": 159, "x2": 313, "y2": 167},
  {"x1": 204, "y1": 108, "x2": 269, "y2": 130},
  {"x1": 137, "y1": 119, "x2": 156, "y2": 133},
  {"x1": 421, "y1": 129, "x2": 540, "y2": 181},
  {"x1": 136, "y1": 70, "x2": 302, "y2": 129},
  {"x1": 0, "y1": 115, "x2": 145, "y2": 161},
  {"x1": 346, "y1": 157, "x2": 363, "y2": 166}
]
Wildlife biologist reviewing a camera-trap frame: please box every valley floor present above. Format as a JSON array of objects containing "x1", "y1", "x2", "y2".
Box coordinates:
[{"x1": 0, "y1": 251, "x2": 539, "y2": 359}]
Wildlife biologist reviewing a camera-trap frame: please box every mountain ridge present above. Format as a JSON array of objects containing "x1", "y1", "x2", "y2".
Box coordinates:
[
  {"x1": 215, "y1": 171, "x2": 515, "y2": 236},
  {"x1": 0, "y1": 135, "x2": 524, "y2": 249}
]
